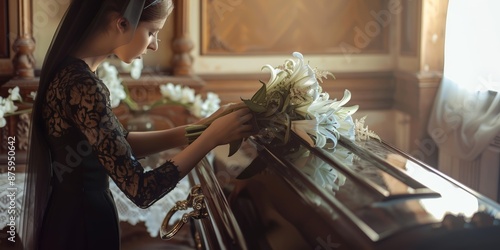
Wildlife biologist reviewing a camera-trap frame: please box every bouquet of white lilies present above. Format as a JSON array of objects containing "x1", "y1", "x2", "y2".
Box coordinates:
[
  {"x1": 245, "y1": 52, "x2": 359, "y2": 149},
  {"x1": 186, "y1": 52, "x2": 379, "y2": 157}
]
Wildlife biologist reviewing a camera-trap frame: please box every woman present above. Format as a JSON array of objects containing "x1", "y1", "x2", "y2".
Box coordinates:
[{"x1": 21, "y1": 0, "x2": 254, "y2": 249}]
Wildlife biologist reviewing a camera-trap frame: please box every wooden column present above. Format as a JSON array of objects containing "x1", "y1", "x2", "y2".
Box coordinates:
[
  {"x1": 12, "y1": 0, "x2": 35, "y2": 79},
  {"x1": 394, "y1": 0, "x2": 448, "y2": 166},
  {"x1": 172, "y1": 0, "x2": 194, "y2": 76}
]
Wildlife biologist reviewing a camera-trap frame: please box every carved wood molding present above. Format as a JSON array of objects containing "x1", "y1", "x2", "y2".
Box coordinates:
[
  {"x1": 172, "y1": 0, "x2": 194, "y2": 76},
  {"x1": 12, "y1": 0, "x2": 35, "y2": 79},
  {"x1": 199, "y1": 71, "x2": 395, "y2": 110},
  {"x1": 393, "y1": 70, "x2": 442, "y2": 166}
]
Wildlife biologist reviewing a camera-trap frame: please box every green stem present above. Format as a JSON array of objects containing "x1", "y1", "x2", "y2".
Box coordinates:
[
  {"x1": 122, "y1": 96, "x2": 140, "y2": 111},
  {"x1": 4, "y1": 108, "x2": 33, "y2": 116}
]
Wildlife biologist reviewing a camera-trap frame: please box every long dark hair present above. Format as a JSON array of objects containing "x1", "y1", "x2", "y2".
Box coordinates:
[{"x1": 22, "y1": 0, "x2": 172, "y2": 249}]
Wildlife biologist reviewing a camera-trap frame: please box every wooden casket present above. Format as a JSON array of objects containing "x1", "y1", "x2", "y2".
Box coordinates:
[{"x1": 165, "y1": 133, "x2": 500, "y2": 250}]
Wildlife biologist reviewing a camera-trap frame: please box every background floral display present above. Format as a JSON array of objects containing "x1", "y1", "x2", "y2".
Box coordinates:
[
  {"x1": 0, "y1": 87, "x2": 35, "y2": 128},
  {"x1": 96, "y1": 61, "x2": 221, "y2": 119},
  {"x1": 0, "y1": 62, "x2": 221, "y2": 128}
]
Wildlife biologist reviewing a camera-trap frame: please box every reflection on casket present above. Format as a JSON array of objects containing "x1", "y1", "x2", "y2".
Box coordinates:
[{"x1": 185, "y1": 132, "x2": 500, "y2": 250}]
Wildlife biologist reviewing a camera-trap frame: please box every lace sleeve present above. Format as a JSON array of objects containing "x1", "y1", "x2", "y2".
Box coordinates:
[
  {"x1": 118, "y1": 120, "x2": 130, "y2": 139},
  {"x1": 65, "y1": 72, "x2": 180, "y2": 208}
]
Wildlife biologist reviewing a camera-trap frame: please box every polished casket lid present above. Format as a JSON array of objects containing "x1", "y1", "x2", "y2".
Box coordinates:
[
  {"x1": 239, "y1": 133, "x2": 500, "y2": 249},
  {"x1": 190, "y1": 132, "x2": 500, "y2": 250}
]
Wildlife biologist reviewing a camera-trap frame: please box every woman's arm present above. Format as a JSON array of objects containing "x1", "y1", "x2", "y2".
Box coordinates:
[
  {"x1": 126, "y1": 125, "x2": 189, "y2": 158},
  {"x1": 171, "y1": 107, "x2": 254, "y2": 178},
  {"x1": 127, "y1": 105, "x2": 253, "y2": 179},
  {"x1": 126, "y1": 102, "x2": 249, "y2": 159}
]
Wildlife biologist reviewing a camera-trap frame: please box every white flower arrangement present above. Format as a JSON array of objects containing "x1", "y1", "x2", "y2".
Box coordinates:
[
  {"x1": 251, "y1": 52, "x2": 360, "y2": 149},
  {"x1": 0, "y1": 87, "x2": 34, "y2": 128},
  {"x1": 1, "y1": 61, "x2": 221, "y2": 128},
  {"x1": 186, "y1": 52, "x2": 379, "y2": 157},
  {"x1": 97, "y1": 62, "x2": 221, "y2": 119},
  {"x1": 159, "y1": 83, "x2": 220, "y2": 118},
  {"x1": 97, "y1": 62, "x2": 127, "y2": 108},
  {"x1": 121, "y1": 58, "x2": 144, "y2": 80}
]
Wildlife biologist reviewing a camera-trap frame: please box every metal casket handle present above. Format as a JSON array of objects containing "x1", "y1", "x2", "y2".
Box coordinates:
[{"x1": 160, "y1": 184, "x2": 208, "y2": 240}]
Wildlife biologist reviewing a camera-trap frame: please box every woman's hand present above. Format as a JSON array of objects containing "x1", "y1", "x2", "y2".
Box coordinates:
[
  {"x1": 194, "y1": 102, "x2": 247, "y2": 127},
  {"x1": 200, "y1": 105, "x2": 254, "y2": 147},
  {"x1": 172, "y1": 103, "x2": 254, "y2": 177}
]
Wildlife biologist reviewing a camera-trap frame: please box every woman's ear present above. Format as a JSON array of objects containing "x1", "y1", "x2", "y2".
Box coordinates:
[{"x1": 116, "y1": 17, "x2": 130, "y2": 33}]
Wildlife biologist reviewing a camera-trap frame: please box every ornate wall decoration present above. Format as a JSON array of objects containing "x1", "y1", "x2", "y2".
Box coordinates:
[
  {"x1": 201, "y1": 0, "x2": 390, "y2": 55},
  {"x1": 16, "y1": 113, "x2": 30, "y2": 151}
]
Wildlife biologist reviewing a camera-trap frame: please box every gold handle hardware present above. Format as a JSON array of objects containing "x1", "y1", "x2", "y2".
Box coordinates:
[{"x1": 160, "y1": 184, "x2": 208, "y2": 240}]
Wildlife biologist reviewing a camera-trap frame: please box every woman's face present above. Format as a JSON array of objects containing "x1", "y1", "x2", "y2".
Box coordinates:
[{"x1": 113, "y1": 16, "x2": 168, "y2": 63}]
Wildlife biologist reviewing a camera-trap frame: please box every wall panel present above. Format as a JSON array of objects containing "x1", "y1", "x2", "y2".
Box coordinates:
[{"x1": 201, "y1": 0, "x2": 390, "y2": 55}]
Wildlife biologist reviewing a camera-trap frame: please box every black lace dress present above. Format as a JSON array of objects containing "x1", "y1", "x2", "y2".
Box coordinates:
[{"x1": 38, "y1": 57, "x2": 180, "y2": 250}]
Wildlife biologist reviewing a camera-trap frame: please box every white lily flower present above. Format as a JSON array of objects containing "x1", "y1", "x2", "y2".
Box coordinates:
[
  {"x1": 159, "y1": 83, "x2": 175, "y2": 99},
  {"x1": 330, "y1": 90, "x2": 355, "y2": 112},
  {"x1": 337, "y1": 115, "x2": 356, "y2": 141},
  {"x1": 190, "y1": 95, "x2": 204, "y2": 118},
  {"x1": 291, "y1": 119, "x2": 318, "y2": 147},
  {"x1": 203, "y1": 92, "x2": 221, "y2": 117},
  {"x1": 29, "y1": 91, "x2": 37, "y2": 100},
  {"x1": 295, "y1": 102, "x2": 312, "y2": 118},
  {"x1": 190, "y1": 94, "x2": 217, "y2": 118},
  {"x1": 8, "y1": 86, "x2": 21, "y2": 101},
  {"x1": 0, "y1": 117, "x2": 6, "y2": 128},
  {"x1": 191, "y1": 92, "x2": 221, "y2": 118},
  {"x1": 289, "y1": 75, "x2": 319, "y2": 105},
  {"x1": 171, "y1": 85, "x2": 183, "y2": 102},
  {"x1": 307, "y1": 90, "x2": 357, "y2": 118},
  {"x1": 314, "y1": 109, "x2": 341, "y2": 148},
  {"x1": 120, "y1": 58, "x2": 143, "y2": 80},
  {"x1": 160, "y1": 83, "x2": 220, "y2": 118},
  {"x1": 317, "y1": 92, "x2": 330, "y2": 101},
  {"x1": 287, "y1": 52, "x2": 308, "y2": 84},
  {"x1": 108, "y1": 85, "x2": 126, "y2": 108},
  {"x1": 97, "y1": 62, "x2": 127, "y2": 108},
  {"x1": 261, "y1": 65, "x2": 288, "y2": 93},
  {"x1": 161, "y1": 83, "x2": 184, "y2": 102},
  {"x1": 179, "y1": 86, "x2": 195, "y2": 104},
  {"x1": 0, "y1": 94, "x2": 24, "y2": 128},
  {"x1": 2, "y1": 99, "x2": 18, "y2": 113}
]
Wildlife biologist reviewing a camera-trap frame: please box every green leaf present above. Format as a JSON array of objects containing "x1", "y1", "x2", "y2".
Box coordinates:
[
  {"x1": 228, "y1": 139, "x2": 243, "y2": 157},
  {"x1": 283, "y1": 113, "x2": 291, "y2": 143},
  {"x1": 280, "y1": 93, "x2": 290, "y2": 113},
  {"x1": 236, "y1": 157, "x2": 268, "y2": 179},
  {"x1": 251, "y1": 80, "x2": 267, "y2": 104},
  {"x1": 242, "y1": 99, "x2": 267, "y2": 113}
]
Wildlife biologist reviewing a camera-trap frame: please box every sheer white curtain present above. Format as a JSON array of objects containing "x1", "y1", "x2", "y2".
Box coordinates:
[{"x1": 428, "y1": 0, "x2": 500, "y2": 161}]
